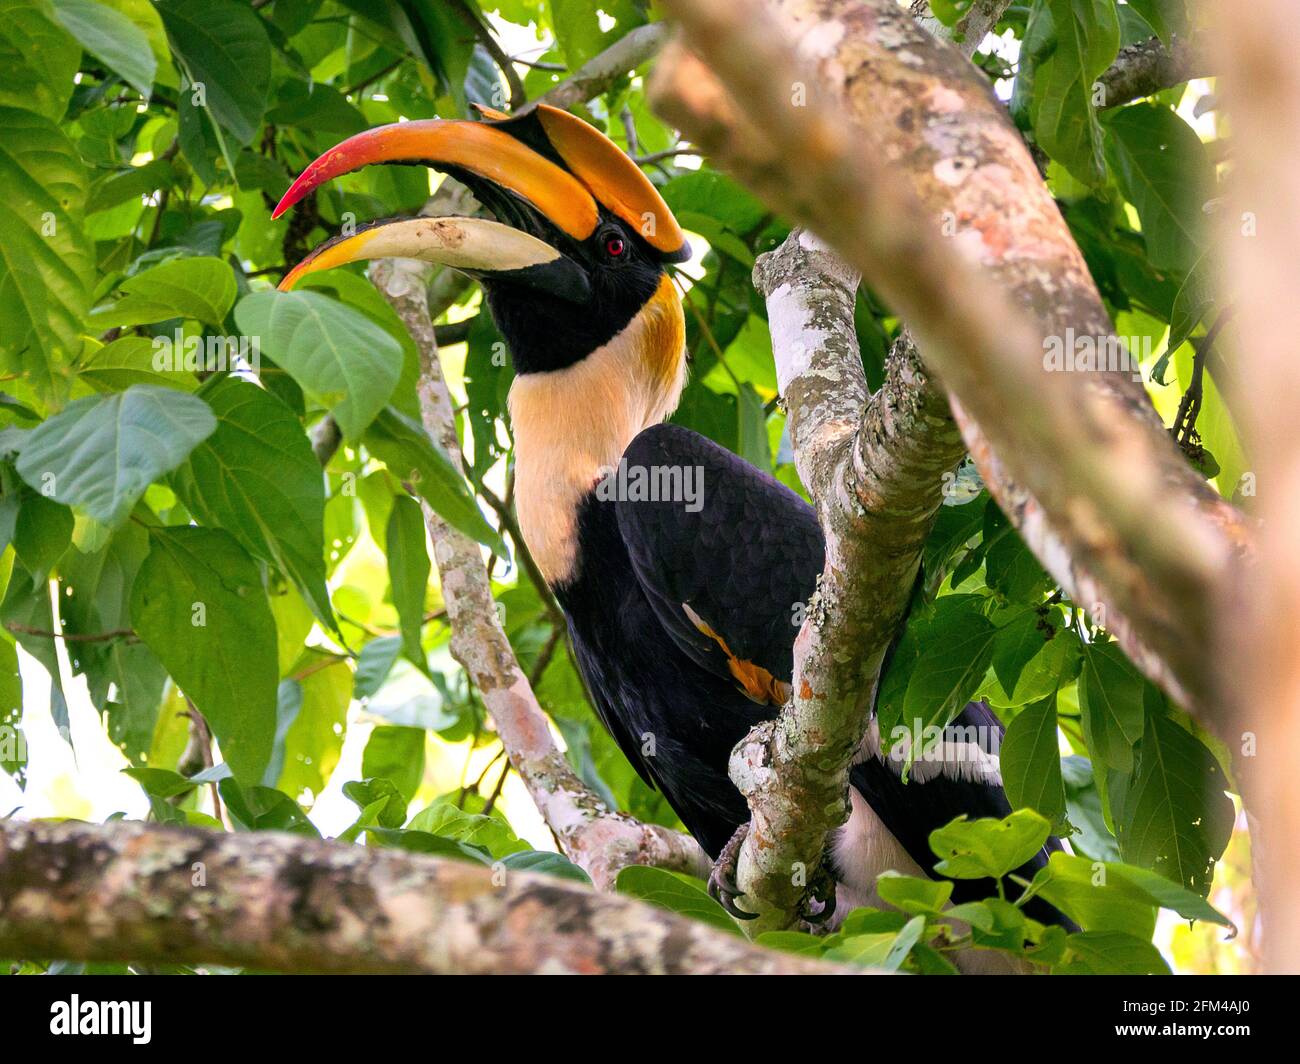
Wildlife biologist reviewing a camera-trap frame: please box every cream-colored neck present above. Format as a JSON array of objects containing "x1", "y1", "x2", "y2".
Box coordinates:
[{"x1": 508, "y1": 274, "x2": 686, "y2": 587}]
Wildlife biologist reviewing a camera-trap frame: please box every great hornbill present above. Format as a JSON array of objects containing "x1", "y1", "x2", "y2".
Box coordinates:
[{"x1": 273, "y1": 103, "x2": 1076, "y2": 957}]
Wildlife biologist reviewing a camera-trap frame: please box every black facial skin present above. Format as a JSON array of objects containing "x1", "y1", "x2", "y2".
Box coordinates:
[
  {"x1": 448, "y1": 165, "x2": 666, "y2": 375},
  {"x1": 484, "y1": 217, "x2": 663, "y2": 374}
]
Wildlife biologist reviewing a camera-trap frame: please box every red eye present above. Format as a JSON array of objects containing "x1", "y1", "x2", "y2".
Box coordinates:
[{"x1": 605, "y1": 235, "x2": 626, "y2": 257}]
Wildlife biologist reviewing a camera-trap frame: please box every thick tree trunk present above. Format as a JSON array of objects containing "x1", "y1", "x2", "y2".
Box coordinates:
[{"x1": 0, "y1": 819, "x2": 852, "y2": 975}]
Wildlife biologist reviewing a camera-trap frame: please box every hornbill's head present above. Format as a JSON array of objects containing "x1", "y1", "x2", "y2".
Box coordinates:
[{"x1": 273, "y1": 104, "x2": 691, "y2": 377}]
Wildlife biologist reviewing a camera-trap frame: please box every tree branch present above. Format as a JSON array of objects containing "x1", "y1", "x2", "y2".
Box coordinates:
[
  {"x1": 0, "y1": 818, "x2": 851, "y2": 974},
  {"x1": 537, "y1": 23, "x2": 668, "y2": 111},
  {"x1": 721, "y1": 230, "x2": 967, "y2": 929},
  {"x1": 1097, "y1": 35, "x2": 1208, "y2": 111},
  {"x1": 1208, "y1": 0, "x2": 1300, "y2": 974},
  {"x1": 369, "y1": 257, "x2": 707, "y2": 890},
  {"x1": 650, "y1": 0, "x2": 1251, "y2": 732}
]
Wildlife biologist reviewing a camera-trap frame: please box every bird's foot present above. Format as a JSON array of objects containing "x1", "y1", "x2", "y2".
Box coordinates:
[
  {"x1": 798, "y1": 860, "x2": 839, "y2": 927},
  {"x1": 708, "y1": 823, "x2": 758, "y2": 920}
]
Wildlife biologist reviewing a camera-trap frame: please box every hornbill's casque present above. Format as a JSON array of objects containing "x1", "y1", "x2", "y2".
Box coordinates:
[{"x1": 273, "y1": 104, "x2": 1076, "y2": 963}]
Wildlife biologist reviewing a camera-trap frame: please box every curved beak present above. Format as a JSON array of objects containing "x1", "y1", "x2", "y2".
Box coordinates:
[
  {"x1": 278, "y1": 215, "x2": 590, "y2": 302},
  {"x1": 273, "y1": 106, "x2": 691, "y2": 294}
]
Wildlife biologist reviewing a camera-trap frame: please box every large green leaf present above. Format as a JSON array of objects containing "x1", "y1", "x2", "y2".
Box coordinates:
[
  {"x1": 156, "y1": 0, "x2": 271, "y2": 145},
  {"x1": 364, "y1": 406, "x2": 505, "y2": 553},
  {"x1": 234, "y1": 289, "x2": 402, "y2": 440},
  {"x1": 89, "y1": 256, "x2": 236, "y2": 329},
  {"x1": 899, "y1": 601, "x2": 998, "y2": 736},
  {"x1": 386, "y1": 494, "x2": 431, "y2": 667},
  {"x1": 549, "y1": 0, "x2": 646, "y2": 70},
  {"x1": 615, "y1": 865, "x2": 743, "y2": 936},
  {"x1": 15, "y1": 385, "x2": 216, "y2": 528},
  {"x1": 0, "y1": 107, "x2": 92, "y2": 392},
  {"x1": 51, "y1": 0, "x2": 156, "y2": 99},
  {"x1": 131, "y1": 527, "x2": 278, "y2": 783},
  {"x1": 407, "y1": 798, "x2": 528, "y2": 860},
  {"x1": 1118, "y1": 713, "x2": 1234, "y2": 895},
  {"x1": 1104, "y1": 104, "x2": 1210, "y2": 275},
  {"x1": 929, "y1": 809, "x2": 1051, "y2": 880},
  {"x1": 77, "y1": 335, "x2": 198, "y2": 393},
  {"x1": 361, "y1": 724, "x2": 425, "y2": 803},
  {"x1": 1001, "y1": 694, "x2": 1067, "y2": 825},
  {"x1": 0, "y1": 0, "x2": 79, "y2": 121},
  {"x1": 171, "y1": 377, "x2": 332, "y2": 625},
  {"x1": 264, "y1": 652, "x2": 351, "y2": 801},
  {"x1": 1077, "y1": 638, "x2": 1145, "y2": 772},
  {"x1": 1013, "y1": 0, "x2": 1121, "y2": 186},
  {"x1": 1126, "y1": 0, "x2": 1187, "y2": 46}
]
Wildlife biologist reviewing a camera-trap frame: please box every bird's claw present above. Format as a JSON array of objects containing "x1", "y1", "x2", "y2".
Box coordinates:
[
  {"x1": 708, "y1": 823, "x2": 758, "y2": 920},
  {"x1": 799, "y1": 861, "x2": 838, "y2": 927}
]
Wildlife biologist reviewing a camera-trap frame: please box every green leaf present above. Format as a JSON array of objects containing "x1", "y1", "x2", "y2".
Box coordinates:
[
  {"x1": 736, "y1": 381, "x2": 771, "y2": 472},
  {"x1": 0, "y1": 107, "x2": 92, "y2": 390},
  {"x1": 15, "y1": 385, "x2": 216, "y2": 528},
  {"x1": 123, "y1": 766, "x2": 195, "y2": 799},
  {"x1": 0, "y1": 0, "x2": 80, "y2": 121},
  {"x1": 156, "y1": 0, "x2": 271, "y2": 145},
  {"x1": 662, "y1": 171, "x2": 768, "y2": 234},
  {"x1": 929, "y1": 809, "x2": 1052, "y2": 879},
  {"x1": 365, "y1": 406, "x2": 505, "y2": 553},
  {"x1": 1104, "y1": 104, "x2": 1210, "y2": 275},
  {"x1": 929, "y1": 0, "x2": 975, "y2": 28},
  {"x1": 1078, "y1": 638, "x2": 1145, "y2": 772},
  {"x1": 234, "y1": 289, "x2": 402, "y2": 440},
  {"x1": 900, "y1": 603, "x2": 998, "y2": 736},
  {"x1": 51, "y1": 0, "x2": 156, "y2": 99},
  {"x1": 342, "y1": 778, "x2": 408, "y2": 832},
  {"x1": 264, "y1": 652, "x2": 350, "y2": 801},
  {"x1": 407, "y1": 798, "x2": 528, "y2": 860},
  {"x1": 171, "y1": 377, "x2": 332, "y2": 625},
  {"x1": 77, "y1": 336, "x2": 198, "y2": 393},
  {"x1": 131, "y1": 527, "x2": 278, "y2": 783},
  {"x1": 1028, "y1": 850, "x2": 1232, "y2": 935},
  {"x1": 89, "y1": 256, "x2": 236, "y2": 329},
  {"x1": 875, "y1": 872, "x2": 953, "y2": 915},
  {"x1": 989, "y1": 611, "x2": 1081, "y2": 706},
  {"x1": 615, "y1": 865, "x2": 742, "y2": 936},
  {"x1": 353, "y1": 635, "x2": 403, "y2": 700},
  {"x1": 219, "y1": 777, "x2": 319, "y2": 835},
  {"x1": 1013, "y1": 0, "x2": 1121, "y2": 186},
  {"x1": 1126, "y1": 0, "x2": 1187, "y2": 46},
  {"x1": 386, "y1": 494, "x2": 431, "y2": 668},
  {"x1": 499, "y1": 850, "x2": 592, "y2": 885},
  {"x1": 1119, "y1": 713, "x2": 1234, "y2": 895},
  {"x1": 12, "y1": 490, "x2": 72, "y2": 586},
  {"x1": 1001, "y1": 694, "x2": 1067, "y2": 824},
  {"x1": 365, "y1": 826, "x2": 489, "y2": 863},
  {"x1": 549, "y1": 0, "x2": 646, "y2": 70},
  {"x1": 361, "y1": 724, "x2": 425, "y2": 803},
  {"x1": 1058, "y1": 931, "x2": 1170, "y2": 974},
  {"x1": 1162, "y1": 248, "x2": 1218, "y2": 369},
  {"x1": 883, "y1": 915, "x2": 927, "y2": 971}
]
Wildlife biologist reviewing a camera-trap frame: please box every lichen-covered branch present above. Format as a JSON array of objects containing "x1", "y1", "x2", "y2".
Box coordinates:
[
  {"x1": 722, "y1": 230, "x2": 966, "y2": 929},
  {"x1": 538, "y1": 23, "x2": 668, "y2": 110},
  {"x1": 1208, "y1": 0, "x2": 1300, "y2": 974},
  {"x1": 370, "y1": 258, "x2": 707, "y2": 889},
  {"x1": 651, "y1": 0, "x2": 1251, "y2": 733},
  {"x1": 909, "y1": 0, "x2": 1014, "y2": 52},
  {"x1": 1097, "y1": 35, "x2": 1207, "y2": 111},
  {"x1": 0, "y1": 819, "x2": 852, "y2": 974}
]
